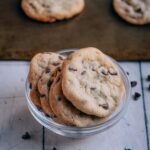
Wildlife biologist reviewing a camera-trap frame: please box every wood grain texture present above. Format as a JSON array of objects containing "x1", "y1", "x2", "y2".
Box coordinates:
[
  {"x1": 0, "y1": 0, "x2": 150, "y2": 60},
  {"x1": 141, "y1": 62, "x2": 150, "y2": 150},
  {"x1": 44, "y1": 63, "x2": 148, "y2": 150}
]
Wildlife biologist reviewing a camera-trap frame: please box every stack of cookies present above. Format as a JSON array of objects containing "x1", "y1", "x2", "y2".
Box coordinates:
[{"x1": 28, "y1": 47, "x2": 125, "y2": 127}]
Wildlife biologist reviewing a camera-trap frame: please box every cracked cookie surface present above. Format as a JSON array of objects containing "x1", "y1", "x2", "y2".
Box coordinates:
[
  {"x1": 22, "y1": 0, "x2": 85, "y2": 22},
  {"x1": 62, "y1": 47, "x2": 125, "y2": 117},
  {"x1": 113, "y1": 0, "x2": 150, "y2": 25}
]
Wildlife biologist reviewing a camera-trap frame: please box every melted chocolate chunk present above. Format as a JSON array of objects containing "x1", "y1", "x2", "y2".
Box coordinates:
[
  {"x1": 59, "y1": 56, "x2": 64, "y2": 60},
  {"x1": 53, "y1": 62, "x2": 60, "y2": 66},
  {"x1": 133, "y1": 92, "x2": 141, "y2": 100},
  {"x1": 45, "y1": 68, "x2": 50, "y2": 73},
  {"x1": 56, "y1": 95, "x2": 61, "y2": 101},
  {"x1": 40, "y1": 94, "x2": 46, "y2": 98},
  {"x1": 22, "y1": 132, "x2": 31, "y2": 140},
  {"x1": 130, "y1": 81, "x2": 137, "y2": 87},
  {"x1": 99, "y1": 103, "x2": 109, "y2": 109},
  {"x1": 81, "y1": 71, "x2": 86, "y2": 75},
  {"x1": 90, "y1": 87, "x2": 96, "y2": 90},
  {"x1": 68, "y1": 67, "x2": 77, "y2": 71},
  {"x1": 47, "y1": 80, "x2": 53, "y2": 88}
]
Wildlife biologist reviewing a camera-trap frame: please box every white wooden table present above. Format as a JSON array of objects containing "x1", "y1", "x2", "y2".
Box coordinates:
[{"x1": 0, "y1": 61, "x2": 149, "y2": 150}]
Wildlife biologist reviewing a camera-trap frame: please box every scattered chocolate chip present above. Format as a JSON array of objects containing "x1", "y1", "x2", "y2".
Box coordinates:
[
  {"x1": 133, "y1": 92, "x2": 141, "y2": 100},
  {"x1": 29, "y1": 83, "x2": 32, "y2": 89},
  {"x1": 56, "y1": 95, "x2": 61, "y2": 101},
  {"x1": 148, "y1": 84, "x2": 150, "y2": 91},
  {"x1": 126, "y1": 72, "x2": 130, "y2": 75},
  {"x1": 53, "y1": 62, "x2": 60, "y2": 66},
  {"x1": 90, "y1": 87, "x2": 96, "y2": 90},
  {"x1": 59, "y1": 56, "x2": 64, "y2": 60},
  {"x1": 134, "y1": 5, "x2": 142, "y2": 13},
  {"x1": 81, "y1": 71, "x2": 86, "y2": 75},
  {"x1": 109, "y1": 71, "x2": 118, "y2": 75},
  {"x1": 29, "y1": 3, "x2": 37, "y2": 11},
  {"x1": 147, "y1": 75, "x2": 150, "y2": 81},
  {"x1": 68, "y1": 67, "x2": 77, "y2": 71},
  {"x1": 45, "y1": 68, "x2": 50, "y2": 73},
  {"x1": 130, "y1": 81, "x2": 137, "y2": 87},
  {"x1": 101, "y1": 70, "x2": 108, "y2": 75},
  {"x1": 124, "y1": 148, "x2": 131, "y2": 150},
  {"x1": 47, "y1": 80, "x2": 53, "y2": 88},
  {"x1": 52, "y1": 147, "x2": 57, "y2": 150},
  {"x1": 22, "y1": 132, "x2": 31, "y2": 140},
  {"x1": 40, "y1": 94, "x2": 46, "y2": 98}
]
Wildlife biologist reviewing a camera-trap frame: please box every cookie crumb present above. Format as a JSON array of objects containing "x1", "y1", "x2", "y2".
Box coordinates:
[
  {"x1": 147, "y1": 75, "x2": 150, "y2": 81},
  {"x1": 133, "y1": 92, "x2": 141, "y2": 100},
  {"x1": 130, "y1": 81, "x2": 137, "y2": 87},
  {"x1": 22, "y1": 132, "x2": 31, "y2": 140}
]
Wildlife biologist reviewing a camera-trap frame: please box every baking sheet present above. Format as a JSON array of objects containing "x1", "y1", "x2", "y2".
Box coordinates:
[{"x1": 0, "y1": 0, "x2": 150, "y2": 60}]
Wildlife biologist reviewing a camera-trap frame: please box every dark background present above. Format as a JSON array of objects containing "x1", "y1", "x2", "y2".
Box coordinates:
[{"x1": 0, "y1": 0, "x2": 150, "y2": 60}]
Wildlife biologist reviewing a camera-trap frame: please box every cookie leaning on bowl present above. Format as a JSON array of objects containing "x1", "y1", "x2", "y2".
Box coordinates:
[
  {"x1": 49, "y1": 70, "x2": 102, "y2": 127},
  {"x1": 21, "y1": 0, "x2": 85, "y2": 23},
  {"x1": 113, "y1": 0, "x2": 150, "y2": 25},
  {"x1": 62, "y1": 47, "x2": 125, "y2": 118},
  {"x1": 28, "y1": 52, "x2": 65, "y2": 115}
]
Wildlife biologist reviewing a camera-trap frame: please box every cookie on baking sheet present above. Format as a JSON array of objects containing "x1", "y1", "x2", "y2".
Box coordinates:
[
  {"x1": 28, "y1": 52, "x2": 64, "y2": 109},
  {"x1": 113, "y1": 0, "x2": 150, "y2": 25},
  {"x1": 49, "y1": 72, "x2": 101, "y2": 127},
  {"x1": 21, "y1": 0, "x2": 85, "y2": 23},
  {"x1": 62, "y1": 47, "x2": 125, "y2": 118}
]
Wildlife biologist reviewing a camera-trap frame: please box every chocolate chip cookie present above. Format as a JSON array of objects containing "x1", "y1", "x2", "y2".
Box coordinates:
[
  {"x1": 113, "y1": 0, "x2": 150, "y2": 25},
  {"x1": 50, "y1": 71, "x2": 101, "y2": 127},
  {"x1": 28, "y1": 52, "x2": 64, "y2": 109},
  {"x1": 22, "y1": 0, "x2": 85, "y2": 23},
  {"x1": 62, "y1": 47, "x2": 125, "y2": 118}
]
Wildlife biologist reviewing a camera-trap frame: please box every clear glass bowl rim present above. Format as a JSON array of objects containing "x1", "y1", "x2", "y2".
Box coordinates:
[{"x1": 25, "y1": 49, "x2": 131, "y2": 135}]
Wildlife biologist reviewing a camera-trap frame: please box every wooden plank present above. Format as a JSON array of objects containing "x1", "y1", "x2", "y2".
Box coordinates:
[
  {"x1": 0, "y1": 97, "x2": 43, "y2": 150},
  {"x1": 44, "y1": 62, "x2": 148, "y2": 150},
  {"x1": 0, "y1": 62, "x2": 43, "y2": 150},
  {"x1": 141, "y1": 62, "x2": 150, "y2": 150},
  {"x1": 0, "y1": 61, "x2": 29, "y2": 98}
]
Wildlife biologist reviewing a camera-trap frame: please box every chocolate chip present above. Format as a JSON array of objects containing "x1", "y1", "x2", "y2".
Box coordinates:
[
  {"x1": 56, "y1": 95, "x2": 61, "y2": 101},
  {"x1": 81, "y1": 71, "x2": 86, "y2": 75},
  {"x1": 22, "y1": 132, "x2": 31, "y2": 140},
  {"x1": 92, "y1": 68, "x2": 96, "y2": 71},
  {"x1": 134, "y1": 5, "x2": 142, "y2": 13},
  {"x1": 99, "y1": 103, "x2": 109, "y2": 109},
  {"x1": 90, "y1": 87, "x2": 96, "y2": 90},
  {"x1": 130, "y1": 81, "x2": 137, "y2": 87},
  {"x1": 101, "y1": 70, "x2": 108, "y2": 75},
  {"x1": 52, "y1": 147, "x2": 57, "y2": 150},
  {"x1": 148, "y1": 84, "x2": 150, "y2": 91},
  {"x1": 45, "y1": 68, "x2": 50, "y2": 73},
  {"x1": 109, "y1": 71, "x2": 117, "y2": 75},
  {"x1": 29, "y1": 3, "x2": 37, "y2": 11},
  {"x1": 147, "y1": 75, "x2": 150, "y2": 81},
  {"x1": 29, "y1": 83, "x2": 32, "y2": 89},
  {"x1": 40, "y1": 94, "x2": 46, "y2": 98},
  {"x1": 124, "y1": 148, "x2": 131, "y2": 150},
  {"x1": 108, "y1": 68, "x2": 118, "y2": 75},
  {"x1": 133, "y1": 92, "x2": 141, "y2": 100},
  {"x1": 59, "y1": 56, "x2": 64, "y2": 60},
  {"x1": 53, "y1": 62, "x2": 60, "y2": 66},
  {"x1": 68, "y1": 67, "x2": 77, "y2": 71},
  {"x1": 47, "y1": 80, "x2": 53, "y2": 88}
]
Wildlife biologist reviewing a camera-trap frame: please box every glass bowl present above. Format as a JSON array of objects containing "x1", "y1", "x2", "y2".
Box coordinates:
[{"x1": 25, "y1": 49, "x2": 131, "y2": 138}]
